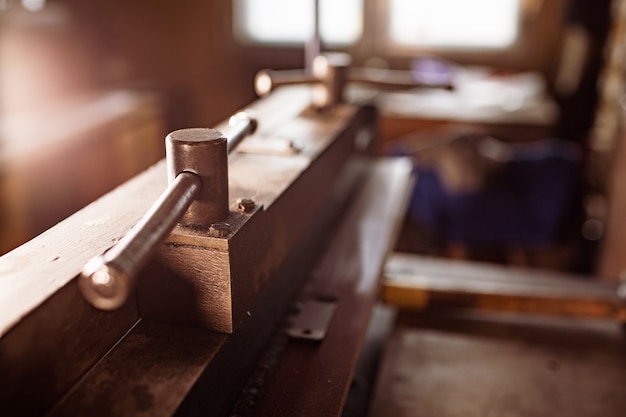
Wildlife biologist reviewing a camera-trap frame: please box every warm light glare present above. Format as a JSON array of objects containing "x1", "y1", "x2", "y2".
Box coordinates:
[
  {"x1": 389, "y1": 0, "x2": 520, "y2": 49},
  {"x1": 91, "y1": 270, "x2": 112, "y2": 286},
  {"x1": 21, "y1": 0, "x2": 46, "y2": 12},
  {"x1": 238, "y1": 0, "x2": 362, "y2": 44},
  {"x1": 255, "y1": 71, "x2": 273, "y2": 96}
]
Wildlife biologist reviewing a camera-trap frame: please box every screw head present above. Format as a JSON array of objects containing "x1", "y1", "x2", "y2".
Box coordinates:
[
  {"x1": 209, "y1": 222, "x2": 231, "y2": 238},
  {"x1": 236, "y1": 198, "x2": 256, "y2": 213}
]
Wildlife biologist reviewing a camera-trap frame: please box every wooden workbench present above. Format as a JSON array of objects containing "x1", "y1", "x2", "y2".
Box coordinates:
[{"x1": 374, "y1": 253, "x2": 626, "y2": 416}]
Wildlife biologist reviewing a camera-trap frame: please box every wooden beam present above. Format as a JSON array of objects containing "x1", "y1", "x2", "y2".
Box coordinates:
[
  {"x1": 251, "y1": 159, "x2": 413, "y2": 417},
  {"x1": 384, "y1": 253, "x2": 624, "y2": 320}
]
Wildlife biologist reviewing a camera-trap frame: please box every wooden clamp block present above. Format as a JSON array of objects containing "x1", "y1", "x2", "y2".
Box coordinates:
[{"x1": 138, "y1": 95, "x2": 377, "y2": 333}]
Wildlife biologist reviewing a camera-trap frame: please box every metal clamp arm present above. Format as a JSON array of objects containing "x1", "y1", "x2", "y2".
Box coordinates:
[
  {"x1": 79, "y1": 112, "x2": 257, "y2": 310},
  {"x1": 255, "y1": 52, "x2": 454, "y2": 109},
  {"x1": 79, "y1": 172, "x2": 202, "y2": 310}
]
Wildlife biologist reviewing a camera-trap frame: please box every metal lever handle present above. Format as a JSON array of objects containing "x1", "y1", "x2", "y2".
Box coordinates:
[
  {"x1": 255, "y1": 69, "x2": 317, "y2": 97},
  {"x1": 227, "y1": 110, "x2": 259, "y2": 153},
  {"x1": 79, "y1": 111, "x2": 257, "y2": 310},
  {"x1": 255, "y1": 52, "x2": 453, "y2": 109},
  {"x1": 255, "y1": 53, "x2": 350, "y2": 110}
]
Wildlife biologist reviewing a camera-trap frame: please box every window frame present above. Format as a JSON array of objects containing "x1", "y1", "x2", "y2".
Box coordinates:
[
  {"x1": 231, "y1": 0, "x2": 364, "y2": 48},
  {"x1": 232, "y1": 0, "x2": 569, "y2": 74}
]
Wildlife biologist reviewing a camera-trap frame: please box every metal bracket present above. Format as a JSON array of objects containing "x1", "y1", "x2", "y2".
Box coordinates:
[{"x1": 287, "y1": 297, "x2": 337, "y2": 341}]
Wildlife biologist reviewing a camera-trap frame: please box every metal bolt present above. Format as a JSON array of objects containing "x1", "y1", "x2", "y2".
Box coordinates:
[
  {"x1": 236, "y1": 198, "x2": 256, "y2": 213},
  {"x1": 209, "y1": 222, "x2": 231, "y2": 238}
]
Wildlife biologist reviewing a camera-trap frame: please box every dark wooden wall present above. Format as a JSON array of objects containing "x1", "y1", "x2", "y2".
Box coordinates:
[{"x1": 66, "y1": 0, "x2": 261, "y2": 129}]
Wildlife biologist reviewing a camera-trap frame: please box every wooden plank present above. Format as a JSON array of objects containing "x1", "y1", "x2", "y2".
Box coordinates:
[
  {"x1": 47, "y1": 319, "x2": 229, "y2": 417},
  {"x1": 251, "y1": 158, "x2": 413, "y2": 417},
  {"x1": 383, "y1": 253, "x2": 623, "y2": 319},
  {"x1": 0, "y1": 161, "x2": 155, "y2": 415},
  {"x1": 370, "y1": 312, "x2": 626, "y2": 417},
  {"x1": 0, "y1": 281, "x2": 138, "y2": 417},
  {"x1": 0, "y1": 161, "x2": 162, "y2": 338}
]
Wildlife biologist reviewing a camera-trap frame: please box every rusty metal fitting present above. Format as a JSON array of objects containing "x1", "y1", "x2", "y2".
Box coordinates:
[
  {"x1": 79, "y1": 111, "x2": 259, "y2": 311},
  {"x1": 236, "y1": 198, "x2": 256, "y2": 213},
  {"x1": 209, "y1": 222, "x2": 231, "y2": 238},
  {"x1": 311, "y1": 52, "x2": 351, "y2": 109}
]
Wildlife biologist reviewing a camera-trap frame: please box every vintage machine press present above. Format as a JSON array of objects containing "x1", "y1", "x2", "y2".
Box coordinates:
[
  {"x1": 0, "y1": 53, "x2": 415, "y2": 416},
  {"x1": 4, "y1": 52, "x2": 626, "y2": 417}
]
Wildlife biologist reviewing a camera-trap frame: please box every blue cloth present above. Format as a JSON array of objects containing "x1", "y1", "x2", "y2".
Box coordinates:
[{"x1": 408, "y1": 140, "x2": 582, "y2": 245}]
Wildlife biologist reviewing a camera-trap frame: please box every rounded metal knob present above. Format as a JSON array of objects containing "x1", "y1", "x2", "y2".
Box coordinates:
[{"x1": 166, "y1": 128, "x2": 229, "y2": 227}]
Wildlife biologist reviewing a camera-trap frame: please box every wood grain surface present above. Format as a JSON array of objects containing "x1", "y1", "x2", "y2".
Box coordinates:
[{"x1": 251, "y1": 158, "x2": 413, "y2": 417}]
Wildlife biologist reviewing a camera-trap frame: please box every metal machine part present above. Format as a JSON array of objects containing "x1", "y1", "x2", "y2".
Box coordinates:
[
  {"x1": 287, "y1": 297, "x2": 338, "y2": 341},
  {"x1": 136, "y1": 102, "x2": 376, "y2": 334},
  {"x1": 255, "y1": 52, "x2": 453, "y2": 110},
  {"x1": 79, "y1": 172, "x2": 202, "y2": 310},
  {"x1": 166, "y1": 128, "x2": 229, "y2": 227},
  {"x1": 78, "y1": 111, "x2": 257, "y2": 310},
  {"x1": 255, "y1": 53, "x2": 351, "y2": 110}
]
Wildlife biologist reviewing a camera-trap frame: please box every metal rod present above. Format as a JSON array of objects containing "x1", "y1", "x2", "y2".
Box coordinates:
[
  {"x1": 305, "y1": 0, "x2": 321, "y2": 73},
  {"x1": 79, "y1": 172, "x2": 202, "y2": 310},
  {"x1": 226, "y1": 110, "x2": 258, "y2": 153},
  {"x1": 254, "y1": 69, "x2": 317, "y2": 97}
]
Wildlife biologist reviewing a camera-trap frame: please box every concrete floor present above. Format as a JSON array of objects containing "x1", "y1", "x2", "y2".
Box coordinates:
[{"x1": 368, "y1": 311, "x2": 626, "y2": 417}]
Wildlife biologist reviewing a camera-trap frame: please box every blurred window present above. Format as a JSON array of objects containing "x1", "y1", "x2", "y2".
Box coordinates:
[
  {"x1": 387, "y1": 0, "x2": 520, "y2": 49},
  {"x1": 233, "y1": 0, "x2": 363, "y2": 45},
  {"x1": 234, "y1": 0, "x2": 520, "y2": 51}
]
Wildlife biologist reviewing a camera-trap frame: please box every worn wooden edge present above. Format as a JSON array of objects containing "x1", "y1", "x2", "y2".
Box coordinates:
[
  {"x1": 251, "y1": 158, "x2": 414, "y2": 417},
  {"x1": 45, "y1": 319, "x2": 230, "y2": 417},
  {"x1": 384, "y1": 253, "x2": 623, "y2": 319},
  {"x1": 0, "y1": 161, "x2": 165, "y2": 337},
  {"x1": 0, "y1": 279, "x2": 139, "y2": 416},
  {"x1": 0, "y1": 159, "x2": 163, "y2": 417}
]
